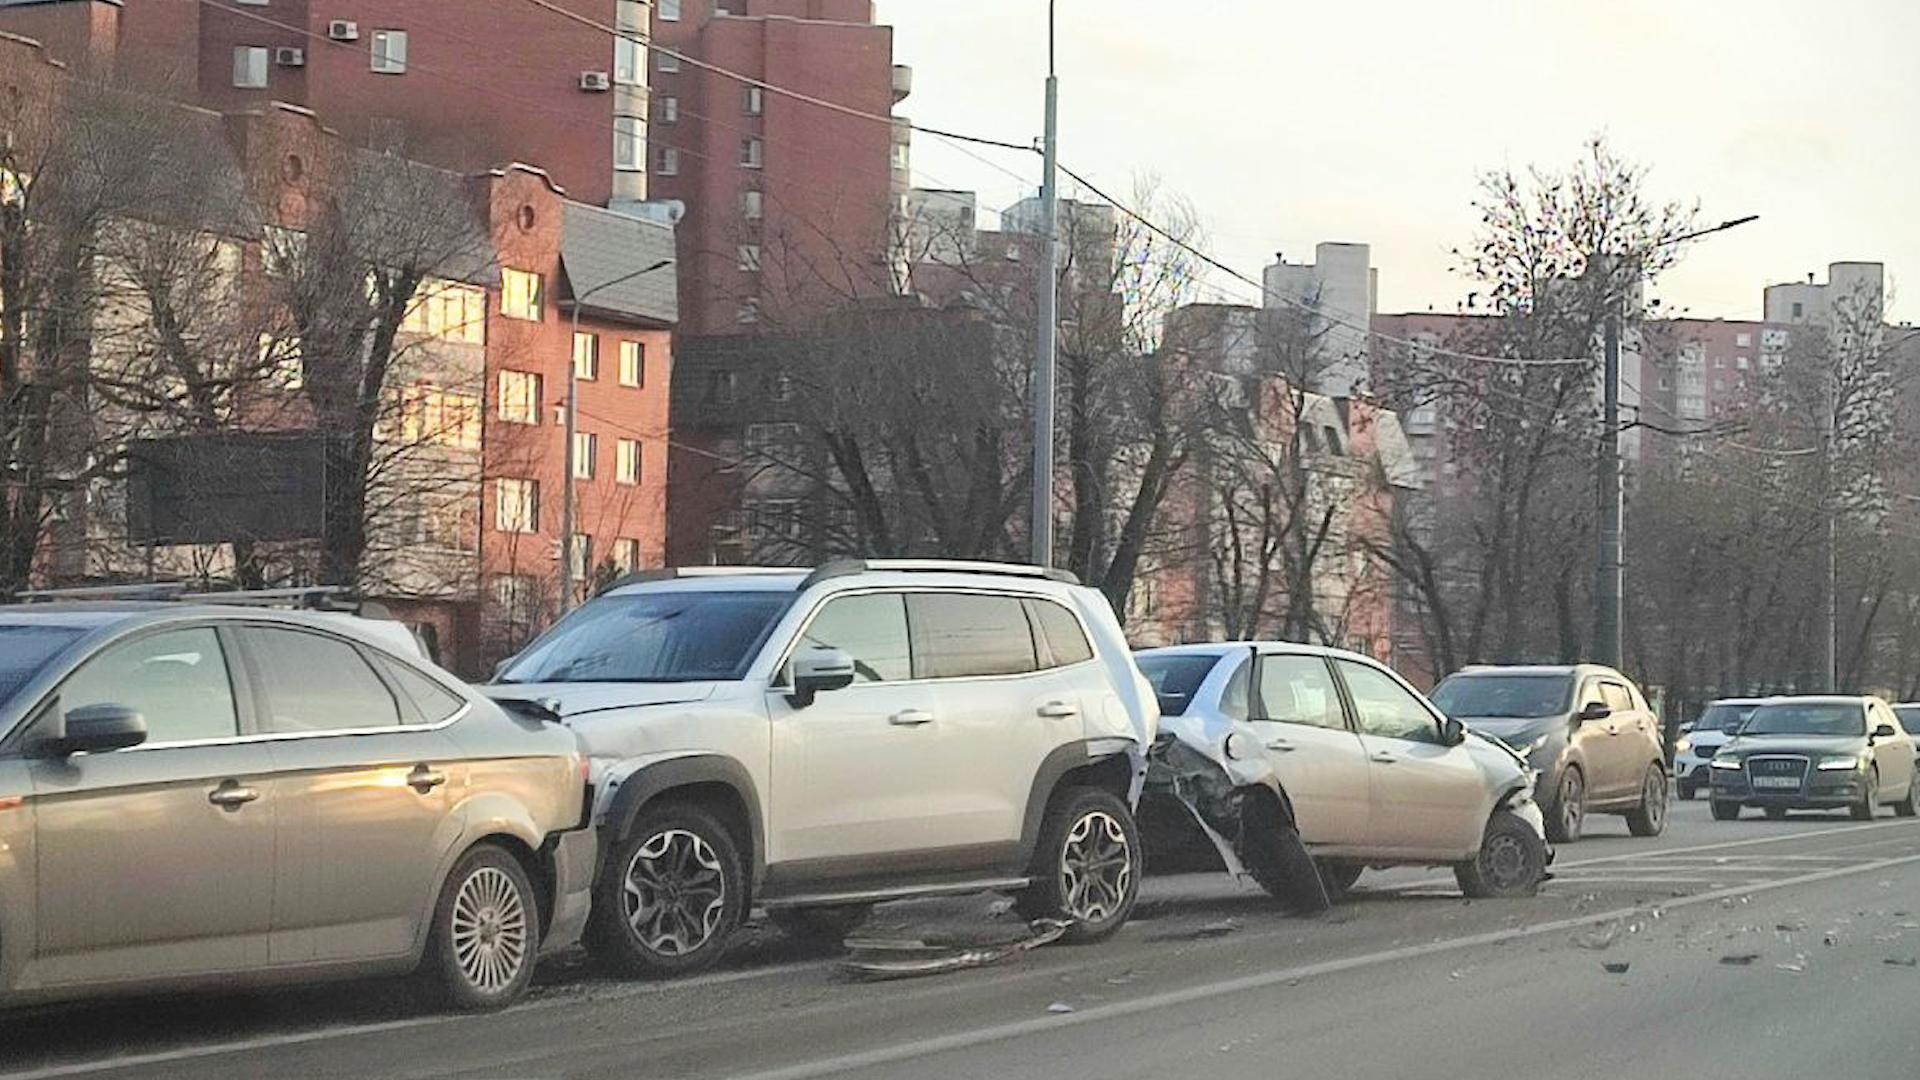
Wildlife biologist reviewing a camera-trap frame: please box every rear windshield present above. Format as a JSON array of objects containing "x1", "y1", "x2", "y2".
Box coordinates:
[
  {"x1": 1136, "y1": 653, "x2": 1221, "y2": 718},
  {"x1": 498, "y1": 591, "x2": 792, "y2": 684},
  {"x1": 0, "y1": 624, "x2": 86, "y2": 707},
  {"x1": 1430, "y1": 673, "x2": 1572, "y2": 719},
  {"x1": 1741, "y1": 702, "x2": 1864, "y2": 738},
  {"x1": 1698, "y1": 702, "x2": 1759, "y2": 733}
]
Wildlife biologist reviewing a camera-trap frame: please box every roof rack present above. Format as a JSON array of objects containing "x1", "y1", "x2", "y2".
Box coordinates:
[
  {"x1": 594, "y1": 566, "x2": 809, "y2": 597},
  {"x1": 12, "y1": 583, "x2": 374, "y2": 614},
  {"x1": 800, "y1": 559, "x2": 1080, "y2": 589},
  {"x1": 13, "y1": 583, "x2": 191, "y2": 602}
]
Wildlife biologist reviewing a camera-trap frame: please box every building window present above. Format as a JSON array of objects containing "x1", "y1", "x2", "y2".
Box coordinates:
[
  {"x1": 1713, "y1": 355, "x2": 1727, "y2": 369},
  {"x1": 370, "y1": 29, "x2": 408, "y2": 73},
  {"x1": 614, "y1": 115, "x2": 645, "y2": 172},
  {"x1": 657, "y1": 147, "x2": 680, "y2": 176},
  {"x1": 658, "y1": 96, "x2": 678, "y2": 123},
  {"x1": 567, "y1": 534, "x2": 593, "y2": 580},
  {"x1": 1736, "y1": 332, "x2": 1752, "y2": 347},
  {"x1": 710, "y1": 370, "x2": 737, "y2": 405},
  {"x1": 744, "y1": 86, "x2": 764, "y2": 115},
  {"x1": 736, "y1": 298, "x2": 759, "y2": 324},
  {"x1": 769, "y1": 371, "x2": 793, "y2": 403},
  {"x1": 617, "y1": 438, "x2": 642, "y2": 484},
  {"x1": 1792, "y1": 301, "x2": 1804, "y2": 318},
  {"x1": 401, "y1": 278, "x2": 486, "y2": 344},
  {"x1": 659, "y1": 0, "x2": 681, "y2": 20},
  {"x1": 614, "y1": 37, "x2": 643, "y2": 85},
  {"x1": 656, "y1": 50, "x2": 680, "y2": 73},
  {"x1": 397, "y1": 385, "x2": 481, "y2": 449},
  {"x1": 572, "y1": 331, "x2": 600, "y2": 380},
  {"x1": 619, "y1": 340, "x2": 645, "y2": 387},
  {"x1": 745, "y1": 422, "x2": 801, "y2": 463},
  {"x1": 233, "y1": 46, "x2": 269, "y2": 89},
  {"x1": 741, "y1": 189, "x2": 763, "y2": 220},
  {"x1": 574, "y1": 431, "x2": 597, "y2": 479},
  {"x1": 495, "y1": 478, "x2": 539, "y2": 534},
  {"x1": 1736, "y1": 354, "x2": 1750, "y2": 370},
  {"x1": 891, "y1": 142, "x2": 910, "y2": 171},
  {"x1": 612, "y1": 537, "x2": 641, "y2": 572},
  {"x1": 261, "y1": 225, "x2": 305, "y2": 277},
  {"x1": 738, "y1": 244, "x2": 761, "y2": 272},
  {"x1": 501, "y1": 268, "x2": 543, "y2": 320},
  {"x1": 498, "y1": 371, "x2": 542, "y2": 424},
  {"x1": 740, "y1": 137, "x2": 763, "y2": 169}
]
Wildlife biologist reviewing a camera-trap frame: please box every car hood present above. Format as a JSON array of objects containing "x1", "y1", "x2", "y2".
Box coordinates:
[
  {"x1": 480, "y1": 681, "x2": 720, "y2": 719},
  {"x1": 1457, "y1": 716, "x2": 1565, "y2": 743},
  {"x1": 1717, "y1": 734, "x2": 1865, "y2": 757}
]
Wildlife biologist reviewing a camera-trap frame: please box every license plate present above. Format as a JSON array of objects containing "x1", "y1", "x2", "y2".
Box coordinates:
[{"x1": 1752, "y1": 776, "x2": 1800, "y2": 789}]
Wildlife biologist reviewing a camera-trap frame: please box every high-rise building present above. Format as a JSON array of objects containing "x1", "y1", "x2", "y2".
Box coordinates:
[{"x1": 1264, "y1": 243, "x2": 1379, "y2": 398}]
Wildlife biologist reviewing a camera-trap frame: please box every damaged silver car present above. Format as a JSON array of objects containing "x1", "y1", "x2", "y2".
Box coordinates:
[{"x1": 1135, "y1": 644, "x2": 1549, "y2": 907}]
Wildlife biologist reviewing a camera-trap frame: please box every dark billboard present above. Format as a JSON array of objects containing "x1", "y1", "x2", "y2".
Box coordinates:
[{"x1": 126, "y1": 433, "x2": 335, "y2": 545}]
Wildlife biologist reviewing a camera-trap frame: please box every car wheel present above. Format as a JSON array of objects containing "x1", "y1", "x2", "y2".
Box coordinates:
[
  {"x1": 1316, "y1": 859, "x2": 1364, "y2": 903},
  {"x1": 1764, "y1": 806, "x2": 1788, "y2": 820},
  {"x1": 767, "y1": 903, "x2": 874, "y2": 946},
  {"x1": 1625, "y1": 764, "x2": 1668, "y2": 837},
  {"x1": 587, "y1": 803, "x2": 745, "y2": 977},
  {"x1": 1677, "y1": 780, "x2": 1698, "y2": 802},
  {"x1": 1892, "y1": 780, "x2": 1918, "y2": 818},
  {"x1": 1710, "y1": 800, "x2": 1742, "y2": 821},
  {"x1": 1453, "y1": 810, "x2": 1545, "y2": 899},
  {"x1": 1545, "y1": 766, "x2": 1585, "y2": 843},
  {"x1": 1013, "y1": 787, "x2": 1141, "y2": 943},
  {"x1": 1850, "y1": 768, "x2": 1879, "y2": 821},
  {"x1": 425, "y1": 843, "x2": 541, "y2": 1011}
]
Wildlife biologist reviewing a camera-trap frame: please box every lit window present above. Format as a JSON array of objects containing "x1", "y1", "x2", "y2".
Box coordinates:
[
  {"x1": 573, "y1": 332, "x2": 600, "y2": 380},
  {"x1": 741, "y1": 137, "x2": 763, "y2": 169},
  {"x1": 233, "y1": 46, "x2": 269, "y2": 88},
  {"x1": 1736, "y1": 355, "x2": 1750, "y2": 370},
  {"x1": 612, "y1": 537, "x2": 641, "y2": 572},
  {"x1": 1736, "y1": 332, "x2": 1752, "y2": 347},
  {"x1": 738, "y1": 244, "x2": 761, "y2": 272},
  {"x1": 501, "y1": 268, "x2": 543, "y2": 320},
  {"x1": 619, "y1": 340, "x2": 645, "y2": 387},
  {"x1": 658, "y1": 96, "x2": 678, "y2": 123},
  {"x1": 736, "y1": 298, "x2": 759, "y2": 323},
  {"x1": 891, "y1": 142, "x2": 910, "y2": 170},
  {"x1": 401, "y1": 278, "x2": 486, "y2": 343},
  {"x1": 617, "y1": 438, "x2": 642, "y2": 484},
  {"x1": 495, "y1": 479, "x2": 539, "y2": 534},
  {"x1": 498, "y1": 371, "x2": 542, "y2": 424},
  {"x1": 262, "y1": 225, "x2": 305, "y2": 277},
  {"x1": 573, "y1": 432, "x2": 597, "y2": 479},
  {"x1": 614, "y1": 37, "x2": 643, "y2": 85},
  {"x1": 614, "y1": 116, "x2": 645, "y2": 172},
  {"x1": 660, "y1": 0, "x2": 681, "y2": 20},
  {"x1": 567, "y1": 534, "x2": 593, "y2": 579},
  {"x1": 398, "y1": 385, "x2": 481, "y2": 450},
  {"x1": 370, "y1": 29, "x2": 408, "y2": 73},
  {"x1": 258, "y1": 333, "x2": 302, "y2": 390},
  {"x1": 744, "y1": 86, "x2": 764, "y2": 115},
  {"x1": 657, "y1": 147, "x2": 680, "y2": 176},
  {"x1": 741, "y1": 189, "x2": 763, "y2": 220},
  {"x1": 657, "y1": 51, "x2": 680, "y2": 73}
]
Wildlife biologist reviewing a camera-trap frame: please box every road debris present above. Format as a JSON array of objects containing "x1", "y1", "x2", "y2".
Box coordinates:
[
  {"x1": 1046, "y1": 1002, "x2": 1075, "y2": 1014},
  {"x1": 840, "y1": 920, "x2": 1072, "y2": 981},
  {"x1": 1145, "y1": 919, "x2": 1241, "y2": 943},
  {"x1": 1775, "y1": 953, "x2": 1807, "y2": 973},
  {"x1": 1720, "y1": 952, "x2": 1762, "y2": 966},
  {"x1": 1575, "y1": 920, "x2": 1623, "y2": 950},
  {"x1": 1601, "y1": 961, "x2": 1631, "y2": 974},
  {"x1": 1883, "y1": 956, "x2": 1919, "y2": 968}
]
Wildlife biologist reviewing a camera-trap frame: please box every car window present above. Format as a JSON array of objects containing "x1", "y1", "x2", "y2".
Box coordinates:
[
  {"x1": 1028, "y1": 599, "x2": 1094, "y2": 667},
  {"x1": 1137, "y1": 653, "x2": 1220, "y2": 717},
  {"x1": 0, "y1": 624, "x2": 85, "y2": 708},
  {"x1": 797, "y1": 593, "x2": 911, "y2": 683},
  {"x1": 1338, "y1": 660, "x2": 1440, "y2": 744},
  {"x1": 246, "y1": 627, "x2": 402, "y2": 733},
  {"x1": 59, "y1": 627, "x2": 238, "y2": 744},
  {"x1": 1255, "y1": 654, "x2": 1345, "y2": 730},
  {"x1": 908, "y1": 593, "x2": 1037, "y2": 679},
  {"x1": 1600, "y1": 682, "x2": 1633, "y2": 712},
  {"x1": 1895, "y1": 706, "x2": 1920, "y2": 733},
  {"x1": 1219, "y1": 657, "x2": 1251, "y2": 722},
  {"x1": 375, "y1": 655, "x2": 469, "y2": 723}
]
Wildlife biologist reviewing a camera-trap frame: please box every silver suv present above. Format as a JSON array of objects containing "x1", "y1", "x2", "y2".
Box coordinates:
[
  {"x1": 0, "y1": 603, "x2": 594, "y2": 1011},
  {"x1": 486, "y1": 560, "x2": 1157, "y2": 976}
]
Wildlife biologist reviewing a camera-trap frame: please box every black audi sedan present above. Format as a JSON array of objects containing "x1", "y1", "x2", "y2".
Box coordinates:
[{"x1": 1707, "y1": 696, "x2": 1917, "y2": 821}]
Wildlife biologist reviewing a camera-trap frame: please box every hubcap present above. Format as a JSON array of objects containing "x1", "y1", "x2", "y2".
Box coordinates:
[
  {"x1": 1059, "y1": 810, "x2": 1132, "y2": 925},
  {"x1": 623, "y1": 829, "x2": 727, "y2": 956},
  {"x1": 1560, "y1": 772, "x2": 1584, "y2": 835},
  {"x1": 451, "y1": 866, "x2": 529, "y2": 994},
  {"x1": 1482, "y1": 832, "x2": 1530, "y2": 889}
]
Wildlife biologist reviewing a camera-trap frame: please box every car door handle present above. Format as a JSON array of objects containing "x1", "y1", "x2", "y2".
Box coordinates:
[
  {"x1": 890, "y1": 709, "x2": 935, "y2": 727},
  {"x1": 407, "y1": 765, "x2": 449, "y2": 793},
  {"x1": 208, "y1": 781, "x2": 260, "y2": 808},
  {"x1": 1370, "y1": 751, "x2": 1399, "y2": 765},
  {"x1": 1265, "y1": 737, "x2": 1296, "y2": 752},
  {"x1": 1037, "y1": 701, "x2": 1080, "y2": 719}
]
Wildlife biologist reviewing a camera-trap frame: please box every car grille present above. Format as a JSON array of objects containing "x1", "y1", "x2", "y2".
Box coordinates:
[{"x1": 1745, "y1": 755, "x2": 1810, "y2": 792}]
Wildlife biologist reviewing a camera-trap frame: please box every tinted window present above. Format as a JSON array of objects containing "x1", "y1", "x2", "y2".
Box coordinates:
[
  {"x1": 1895, "y1": 706, "x2": 1920, "y2": 733},
  {"x1": 61, "y1": 627, "x2": 237, "y2": 743},
  {"x1": 1030, "y1": 599, "x2": 1095, "y2": 666},
  {"x1": 1339, "y1": 660, "x2": 1440, "y2": 743},
  {"x1": 1700, "y1": 702, "x2": 1760, "y2": 733},
  {"x1": 0, "y1": 624, "x2": 84, "y2": 707},
  {"x1": 1430, "y1": 673, "x2": 1572, "y2": 719},
  {"x1": 501, "y1": 591, "x2": 790, "y2": 684},
  {"x1": 797, "y1": 593, "x2": 910, "y2": 683},
  {"x1": 1600, "y1": 682, "x2": 1634, "y2": 712},
  {"x1": 1740, "y1": 702, "x2": 1864, "y2": 737},
  {"x1": 247, "y1": 627, "x2": 401, "y2": 733},
  {"x1": 1255, "y1": 654, "x2": 1346, "y2": 730},
  {"x1": 377, "y1": 656, "x2": 469, "y2": 723},
  {"x1": 908, "y1": 593, "x2": 1037, "y2": 679},
  {"x1": 1136, "y1": 653, "x2": 1220, "y2": 717}
]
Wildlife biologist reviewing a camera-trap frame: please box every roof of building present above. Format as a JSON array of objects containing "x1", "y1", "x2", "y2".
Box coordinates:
[{"x1": 560, "y1": 201, "x2": 678, "y2": 326}]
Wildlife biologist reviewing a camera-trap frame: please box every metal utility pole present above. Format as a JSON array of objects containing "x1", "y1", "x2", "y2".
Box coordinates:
[
  {"x1": 559, "y1": 258, "x2": 673, "y2": 616},
  {"x1": 1821, "y1": 367, "x2": 1838, "y2": 692},
  {"x1": 1029, "y1": 0, "x2": 1060, "y2": 567}
]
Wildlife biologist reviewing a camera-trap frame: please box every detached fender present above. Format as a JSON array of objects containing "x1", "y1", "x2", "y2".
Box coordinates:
[{"x1": 596, "y1": 752, "x2": 766, "y2": 888}]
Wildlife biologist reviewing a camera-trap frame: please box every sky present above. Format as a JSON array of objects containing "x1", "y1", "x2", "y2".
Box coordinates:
[{"x1": 882, "y1": 0, "x2": 1920, "y2": 325}]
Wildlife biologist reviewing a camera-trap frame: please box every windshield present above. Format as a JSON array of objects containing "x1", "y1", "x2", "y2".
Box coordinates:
[
  {"x1": 1740, "y1": 702, "x2": 1865, "y2": 738},
  {"x1": 1136, "y1": 653, "x2": 1222, "y2": 717},
  {"x1": 0, "y1": 624, "x2": 84, "y2": 707},
  {"x1": 1896, "y1": 706, "x2": 1920, "y2": 732},
  {"x1": 1430, "y1": 673, "x2": 1572, "y2": 719},
  {"x1": 1699, "y1": 703, "x2": 1760, "y2": 734},
  {"x1": 498, "y1": 591, "x2": 792, "y2": 684}
]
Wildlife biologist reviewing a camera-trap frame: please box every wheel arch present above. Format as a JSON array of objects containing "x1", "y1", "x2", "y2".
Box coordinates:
[
  {"x1": 604, "y1": 756, "x2": 765, "y2": 897},
  {"x1": 1017, "y1": 741, "x2": 1138, "y2": 868}
]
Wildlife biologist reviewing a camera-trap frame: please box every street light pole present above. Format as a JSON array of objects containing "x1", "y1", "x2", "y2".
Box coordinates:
[
  {"x1": 1030, "y1": 0, "x2": 1060, "y2": 567},
  {"x1": 558, "y1": 258, "x2": 673, "y2": 616}
]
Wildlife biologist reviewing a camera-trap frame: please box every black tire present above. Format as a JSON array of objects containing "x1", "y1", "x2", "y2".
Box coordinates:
[
  {"x1": 1012, "y1": 787, "x2": 1141, "y2": 943},
  {"x1": 1711, "y1": 800, "x2": 1742, "y2": 821},
  {"x1": 1545, "y1": 766, "x2": 1585, "y2": 843},
  {"x1": 767, "y1": 903, "x2": 873, "y2": 945},
  {"x1": 1454, "y1": 810, "x2": 1546, "y2": 899},
  {"x1": 424, "y1": 843, "x2": 542, "y2": 1011},
  {"x1": 1851, "y1": 769, "x2": 1879, "y2": 821},
  {"x1": 1625, "y1": 764, "x2": 1668, "y2": 837},
  {"x1": 1316, "y1": 860, "x2": 1364, "y2": 903},
  {"x1": 1893, "y1": 780, "x2": 1918, "y2": 818},
  {"x1": 1677, "y1": 780, "x2": 1698, "y2": 802},
  {"x1": 1763, "y1": 806, "x2": 1788, "y2": 820},
  {"x1": 586, "y1": 803, "x2": 745, "y2": 978}
]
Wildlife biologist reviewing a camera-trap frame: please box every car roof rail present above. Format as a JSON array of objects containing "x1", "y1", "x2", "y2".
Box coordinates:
[
  {"x1": 13, "y1": 582, "x2": 191, "y2": 602},
  {"x1": 594, "y1": 566, "x2": 809, "y2": 597},
  {"x1": 798, "y1": 559, "x2": 1080, "y2": 589},
  {"x1": 11, "y1": 582, "x2": 379, "y2": 615}
]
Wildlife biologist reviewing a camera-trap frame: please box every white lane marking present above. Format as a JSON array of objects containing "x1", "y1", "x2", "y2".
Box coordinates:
[
  {"x1": 0, "y1": 958, "x2": 832, "y2": 1080},
  {"x1": 1546, "y1": 876, "x2": 1772, "y2": 887},
  {"x1": 729, "y1": 851, "x2": 1920, "y2": 1080}
]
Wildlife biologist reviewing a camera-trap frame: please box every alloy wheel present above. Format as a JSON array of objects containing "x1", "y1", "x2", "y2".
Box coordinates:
[
  {"x1": 450, "y1": 866, "x2": 530, "y2": 995},
  {"x1": 1643, "y1": 769, "x2": 1667, "y2": 829},
  {"x1": 1059, "y1": 810, "x2": 1133, "y2": 924},
  {"x1": 622, "y1": 828, "x2": 728, "y2": 956},
  {"x1": 1559, "y1": 771, "x2": 1585, "y2": 837}
]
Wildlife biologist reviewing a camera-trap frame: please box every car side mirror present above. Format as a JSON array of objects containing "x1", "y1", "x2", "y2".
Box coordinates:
[
  {"x1": 1577, "y1": 701, "x2": 1612, "y2": 724},
  {"x1": 787, "y1": 647, "x2": 856, "y2": 709},
  {"x1": 1441, "y1": 717, "x2": 1467, "y2": 746},
  {"x1": 1873, "y1": 723, "x2": 1897, "y2": 740},
  {"x1": 41, "y1": 703, "x2": 147, "y2": 757}
]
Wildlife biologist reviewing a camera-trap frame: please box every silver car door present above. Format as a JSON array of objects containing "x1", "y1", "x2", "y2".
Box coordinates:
[
  {"x1": 1247, "y1": 652, "x2": 1371, "y2": 847},
  {"x1": 1336, "y1": 659, "x2": 1486, "y2": 858}
]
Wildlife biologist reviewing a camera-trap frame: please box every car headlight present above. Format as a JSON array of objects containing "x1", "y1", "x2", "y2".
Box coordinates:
[
  {"x1": 1816, "y1": 755, "x2": 1864, "y2": 771},
  {"x1": 1675, "y1": 736, "x2": 1693, "y2": 756},
  {"x1": 1710, "y1": 756, "x2": 1742, "y2": 770}
]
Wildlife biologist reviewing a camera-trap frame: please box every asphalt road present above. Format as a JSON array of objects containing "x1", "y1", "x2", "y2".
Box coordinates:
[{"x1": 7, "y1": 799, "x2": 1920, "y2": 1079}]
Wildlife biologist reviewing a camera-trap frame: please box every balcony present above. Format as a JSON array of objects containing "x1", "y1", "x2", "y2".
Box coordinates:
[{"x1": 892, "y1": 64, "x2": 912, "y2": 103}]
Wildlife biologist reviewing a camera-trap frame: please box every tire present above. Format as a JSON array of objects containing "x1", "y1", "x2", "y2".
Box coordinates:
[
  {"x1": 767, "y1": 903, "x2": 873, "y2": 945},
  {"x1": 1763, "y1": 806, "x2": 1788, "y2": 821},
  {"x1": 1454, "y1": 810, "x2": 1546, "y2": 899},
  {"x1": 1893, "y1": 780, "x2": 1918, "y2": 818},
  {"x1": 1545, "y1": 766, "x2": 1585, "y2": 843},
  {"x1": 1316, "y1": 860, "x2": 1364, "y2": 903},
  {"x1": 1711, "y1": 800, "x2": 1742, "y2": 821},
  {"x1": 1677, "y1": 780, "x2": 1698, "y2": 802},
  {"x1": 1625, "y1": 764, "x2": 1668, "y2": 837},
  {"x1": 424, "y1": 843, "x2": 542, "y2": 1011},
  {"x1": 1012, "y1": 787, "x2": 1141, "y2": 943},
  {"x1": 1850, "y1": 769, "x2": 1879, "y2": 821},
  {"x1": 586, "y1": 803, "x2": 745, "y2": 978}
]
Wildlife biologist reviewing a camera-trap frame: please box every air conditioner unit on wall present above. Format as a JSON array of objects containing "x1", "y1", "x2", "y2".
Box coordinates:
[
  {"x1": 580, "y1": 71, "x2": 612, "y2": 91},
  {"x1": 275, "y1": 47, "x2": 306, "y2": 67},
  {"x1": 327, "y1": 20, "x2": 359, "y2": 41}
]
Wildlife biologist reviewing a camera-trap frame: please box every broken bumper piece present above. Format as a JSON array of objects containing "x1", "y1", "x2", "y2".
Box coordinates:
[{"x1": 839, "y1": 919, "x2": 1073, "y2": 980}]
